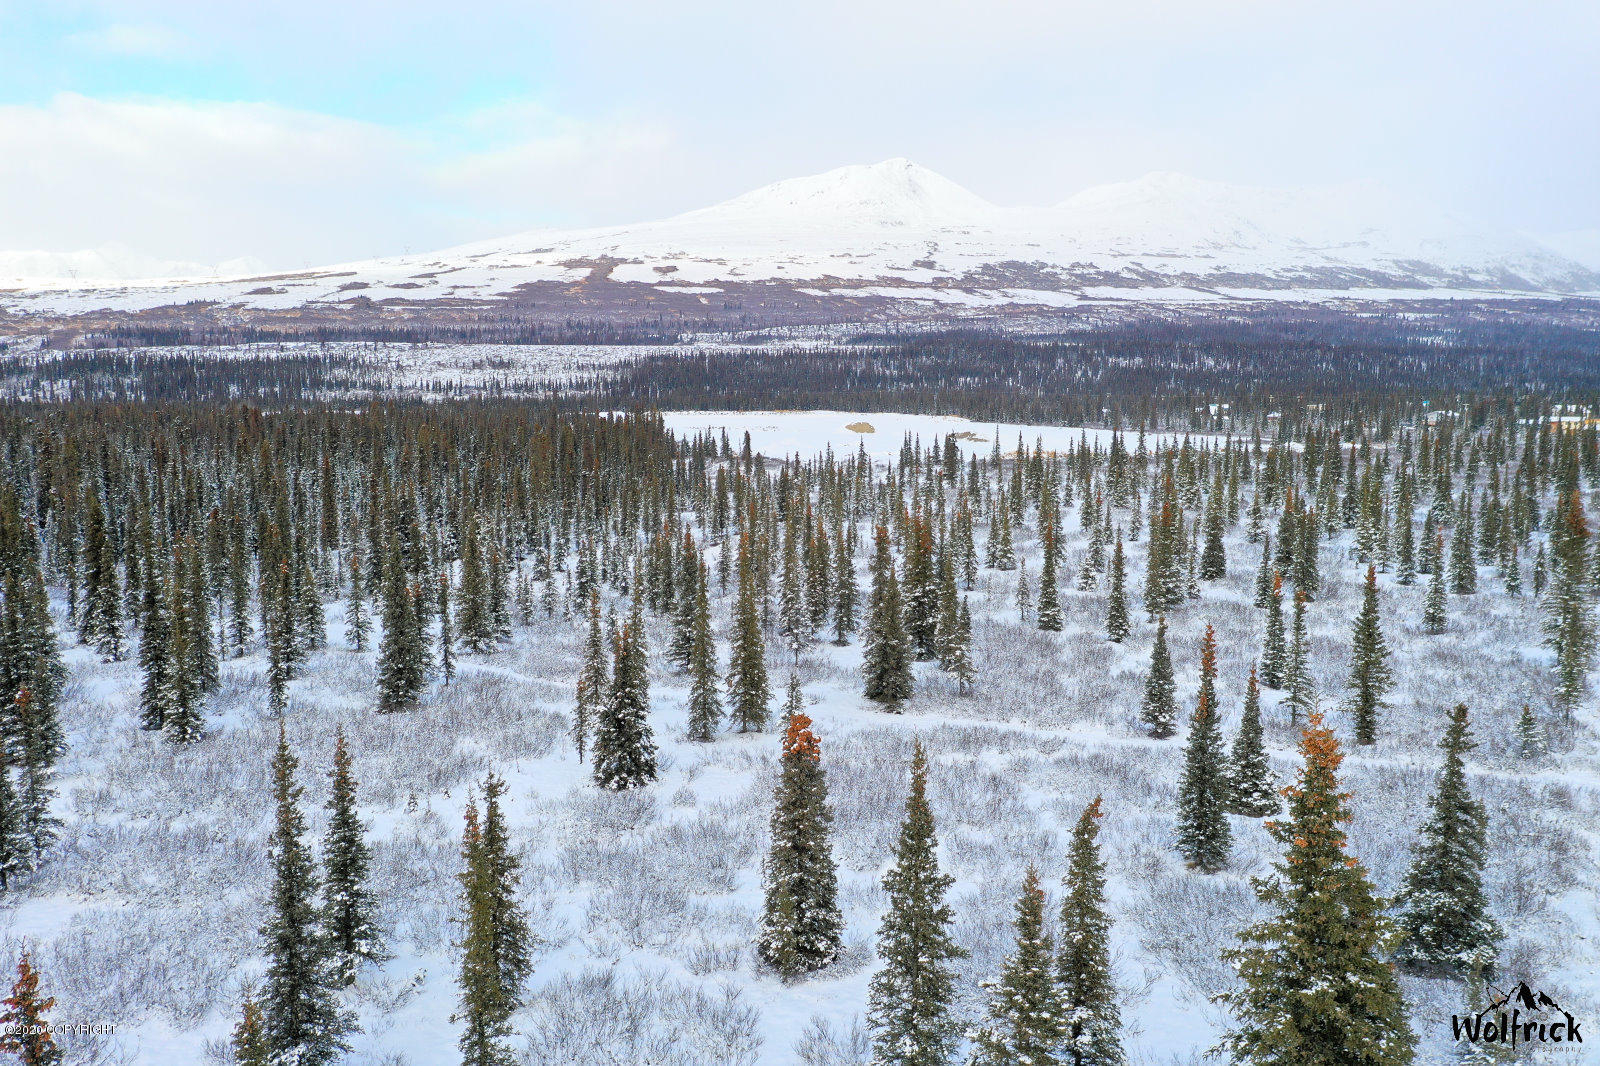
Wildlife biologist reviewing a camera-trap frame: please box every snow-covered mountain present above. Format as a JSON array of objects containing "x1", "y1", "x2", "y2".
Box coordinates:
[{"x1": 5, "y1": 159, "x2": 1597, "y2": 317}]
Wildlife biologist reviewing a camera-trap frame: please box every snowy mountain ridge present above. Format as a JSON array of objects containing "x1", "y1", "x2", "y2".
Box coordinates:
[{"x1": 4, "y1": 159, "x2": 1597, "y2": 317}]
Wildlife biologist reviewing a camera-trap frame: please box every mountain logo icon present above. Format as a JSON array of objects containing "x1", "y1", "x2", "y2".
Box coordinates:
[{"x1": 1453, "y1": 980, "x2": 1582, "y2": 1049}]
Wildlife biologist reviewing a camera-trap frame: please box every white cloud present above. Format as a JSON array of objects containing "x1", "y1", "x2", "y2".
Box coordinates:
[
  {"x1": 67, "y1": 23, "x2": 188, "y2": 57},
  {"x1": 0, "y1": 93, "x2": 686, "y2": 270}
]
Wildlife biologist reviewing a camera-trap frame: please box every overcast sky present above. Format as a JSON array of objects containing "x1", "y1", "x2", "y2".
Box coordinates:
[{"x1": 2, "y1": 0, "x2": 1596, "y2": 269}]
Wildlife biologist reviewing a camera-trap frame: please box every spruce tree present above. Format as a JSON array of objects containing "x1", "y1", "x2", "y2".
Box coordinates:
[
  {"x1": 1214, "y1": 712, "x2": 1414, "y2": 1066},
  {"x1": 1260, "y1": 572, "x2": 1287, "y2": 687},
  {"x1": 78, "y1": 489, "x2": 125, "y2": 661},
  {"x1": 346, "y1": 549, "x2": 370, "y2": 652},
  {"x1": 1138, "y1": 618, "x2": 1177, "y2": 739},
  {"x1": 1514, "y1": 704, "x2": 1545, "y2": 762},
  {"x1": 863, "y1": 525, "x2": 914, "y2": 711},
  {"x1": 0, "y1": 953, "x2": 60, "y2": 1066},
  {"x1": 727, "y1": 533, "x2": 772, "y2": 732},
  {"x1": 1394, "y1": 704, "x2": 1500, "y2": 975},
  {"x1": 1037, "y1": 525, "x2": 1063, "y2": 632},
  {"x1": 259, "y1": 725, "x2": 352, "y2": 1065},
  {"x1": 592, "y1": 615, "x2": 657, "y2": 789},
  {"x1": 437, "y1": 571, "x2": 455, "y2": 684},
  {"x1": 12, "y1": 691, "x2": 59, "y2": 860},
  {"x1": 232, "y1": 992, "x2": 270, "y2": 1066},
  {"x1": 1227, "y1": 666, "x2": 1279, "y2": 818},
  {"x1": 758, "y1": 695, "x2": 844, "y2": 978},
  {"x1": 321, "y1": 728, "x2": 384, "y2": 986},
  {"x1": 1176, "y1": 623, "x2": 1231, "y2": 873},
  {"x1": 1545, "y1": 490, "x2": 1595, "y2": 715},
  {"x1": 1058, "y1": 797, "x2": 1122, "y2": 1066},
  {"x1": 685, "y1": 565, "x2": 722, "y2": 742},
  {"x1": 573, "y1": 591, "x2": 606, "y2": 760},
  {"x1": 1283, "y1": 590, "x2": 1313, "y2": 724},
  {"x1": 136, "y1": 560, "x2": 173, "y2": 732},
  {"x1": 0, "y1": 747, "x2": 27, "y2": 889},
  {"x1": 456, "y1": 775, "x2": 533, "y2": 1066},
  {"x1": 377, "y1": 560, "x2": 428, "y2": 713},
  {"x1": 1422, "y1": 539, "x2": 1448, "y2": 635},
  {"x1": 833, "y1": 528, "x2": 859, "y2": 644},
  {"x1": 1345, "y1": 565, "x2": 1393, "y2": 745},
  {"x1": 969, "y1": 867, "x2": 1064, "y2": 1066},
  {"x1": 1105, "y1": 535, "x2": 1130, "y2": 643},
  {"x1": 868, "y1": 743, "x2": 965, "y2": 1066}
]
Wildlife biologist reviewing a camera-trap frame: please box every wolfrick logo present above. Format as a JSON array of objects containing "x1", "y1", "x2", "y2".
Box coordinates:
[{"x1": 1452, "y1": 981, "x2": 1583, "y2": 1049}]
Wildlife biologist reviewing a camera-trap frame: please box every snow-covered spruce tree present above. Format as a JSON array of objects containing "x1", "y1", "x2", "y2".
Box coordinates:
[
  {"x1": 863, "y1": 524, "x2": 914, "y2": 711},
  {"x1": 868, "y1": 742, "x2": 965, "y2": 1066},
  {"x1": 832, "y1": 525, "x2": 859, "y2": 644},
  {"x1": 940, "y1": 595, "x2": 976, "y2": 696},
  {"x1": 1200, "y1": 478, "x2": 1227, "y2": 580},
  {"x1": 456, "y1": 510, "x2": 496, "y2": 654},
  {"x1": 1259, "y1": 572, "x2": 1287, "y2": 688},
  {"x1": 0, "y1": 745, "x2": 27, "y2": 889},
  {"x1": 1282, "y1": 589, "x2": 1313, "y2": 724},
  {"x1": 135, "y1": 557, "x2": 173, "y2": 732},
  {"x1": 346, "y1": 549, "x2": 370, "y2": 651},
  {"x1": 573, "y1": 591, "x2": 606, "y2": 760},
  {"x1": 1422, "y1": 537, "x2": 1448, "y2": 635},
  {"x1": 758, "y1": 692, "x2": 843, "y2": 979},
  {"x1": 0, "y1": 953, "x2": 60, "y2": 1066},
  {"x1": 969, "y1": 867, "x2": 1064, "y2": 1066},
  {"x1": 1138, "y1": 617, "x2": 1177, "y2": 739},
  {"x1": 1213, "y1": 712, "x2": 1414, "y2": 1066},
  {"x1": 1449, "y1": 494, "x2": 1477, "y2": 595},
  {"x1": 1038, "y1": 524, "x2": 1064, "y2": 632},
  {"x1": 77, "y1": 488, "x2": 125, "y2": 661},
  {"x1": 232, "y1": 991, "x2": 269, "y2": 1066},
  {"x1": 668, "y1": 537, "x2": 699, "y2": 672},
  {"x1": 377, "y1": 566, "x2": 428, "y2": 713},
  {"x1": 904, "y1": 516, "x2": 941, "y2": 659},
  {"x1": 1176, "y1": 623, "x2": 1231, "y2": 873},
  {"x1": 455, "y1": 776, "x2": 533, "y2": 1066},
  {"x1": 1514, "y1": 704, "x2": 1546, "y2": 762},
  {"x1": 321, "y1": 727, "x2": 385, "y2": 986},
  {"x1": 1105, "y1": 535, "x2": 1130, "y2": 643},
  {"x1": 1394, "y1": 703, "x2": 1500, "y2": 975},
  {"x1": 13, "y1": 690, "x2": 59, "y2": 862},
  {"x1": 1057, "y1": 796, "x2": 1123, "y2": 1066},
  {"x1": 685, "y1": 564, "x2": 723, "y2": 742},
  {"x1": 1345, "y1": 565, "x2": 1393, "y2": 746},
  {"x1": 259, "y1": 726, "x2": 352, "y2": 1066},
  {"x1": 592, "y1": 612, "x2": 657, "y2": 789},
  {"x1": 1227, "y1": 665, "x2": 1279, "y2": 817},
  {"x1": 1253, "y1": 536, "x2": 1274, "y2": 608},
  {"x1": 779, "y1": 524, "x2": 810, "y2": 664},
  {"x1": 1545, "y1": 489, "x2": 1595, "y2": 716},
  {"x1": 727, "y1": 532, "x2": 772, "y2": 732}
]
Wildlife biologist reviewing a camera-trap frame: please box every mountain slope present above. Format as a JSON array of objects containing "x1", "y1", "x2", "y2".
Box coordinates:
[{"x1": 4, "y1": 159, "x2": 1596, "y2": 319}]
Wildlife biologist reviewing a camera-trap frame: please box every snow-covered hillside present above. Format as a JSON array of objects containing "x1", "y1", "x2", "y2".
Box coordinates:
[{"x1": 5, "y1": 160, "x2": 1596, "y2": 317}]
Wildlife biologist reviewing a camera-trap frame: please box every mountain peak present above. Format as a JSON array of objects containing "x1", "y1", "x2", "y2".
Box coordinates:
[{"x1": 676, "y1": 158, "x2": 996, "y2": 228}]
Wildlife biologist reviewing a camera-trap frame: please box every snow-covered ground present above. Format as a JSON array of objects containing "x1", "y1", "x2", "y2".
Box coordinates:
[{"x1": 7, "y1": 414, "x2": 1596, "y2": 1065}]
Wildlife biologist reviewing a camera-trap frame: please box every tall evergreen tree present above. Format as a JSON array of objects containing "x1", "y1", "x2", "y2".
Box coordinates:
[
  {"x1": 321, "y1": 728, "x2": 384, "y2": 987},
  {"x1": 1345, "y1": 565, "x2": 1393, "y2": 745},
  {"x1": 1057, "y1": 796, "x2": 1123, "y2": 1066},
  {"x1": 259, "y1": 725, "x2": 352, "y2": 1065},
  {"x1": 592, "y1": 614, "x2": 657, "y2": 789},
  {"x1": 0, "y1": 746, "x2": 27, "y2": 889},
  {"x1": 1394, "y1": 704, "x2": 1500, "y2": 975},
  {"x1": 1260, "y1": 572, "x2": 1288, "y2": 687},
  {"x1": 455, "y1": 774, "x2": 533, "y2": 1066},
  {"x1": 1226, "y1": 665, "x2": 1279, "y2": 818},
  {"x1": 377, "y1": 555, "x2": 428, "y2": 713},
  {"x1": 345, "y1": 549, "x2": 370, "y2": 652},
  {"x1": 1283, "y1": 590, "x2": 1314, "y2": 724},
  {"x1": 727, "y1": 533, "x2": 772, "y2": 732},
  {"x1": 1422, "y1": 537, "x2": 1448, "y2": 636},
  {"x1": 1214, "y1": 712, "x2": 1414, "y2": 1066},
  {"x1": 1139, "y1": 618, "x2": 1177, "y2": 739},
  {"x1": 758, "y1": 694, "x2": 844, "y2": 978},
  {"x1": 969, "y1": 867, "x2": 1064, "y2": 1066},
  {"x1": 1105, "y1": 535, "x2": 1130, "y2": 643},
  {"x1": 685, "y1": 565, "x2": 722, "y2": 742},
  {"x1": 868, "y1": 743, "x2": 965, "y2": 1066},
  {"x1": 863, "y1": 525, "x2": 914, "y2": 711},
  {"x1": 1176, "y1": 623, "x2": 1231, "y2": 872},
  {"x1": 573, "y1": 591, "x2": 606, "y2": 761}
]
